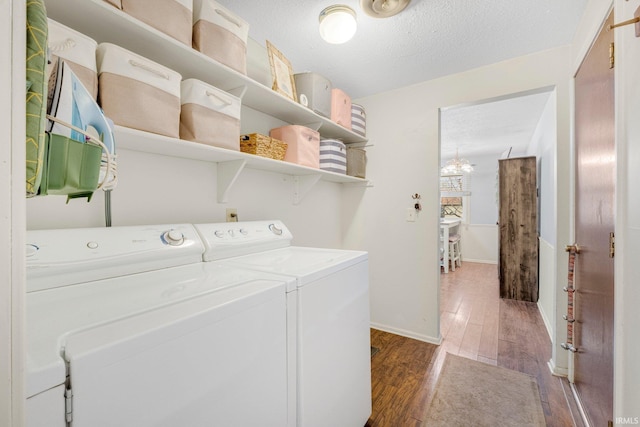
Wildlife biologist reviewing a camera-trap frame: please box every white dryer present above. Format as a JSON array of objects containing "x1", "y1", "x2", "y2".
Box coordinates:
[
  {"x1": 195, "y1": 220, "x2": 371, "y2": 427},
  {"x1": 26, "y1": 224, "x2": 294, "y2": 427}
]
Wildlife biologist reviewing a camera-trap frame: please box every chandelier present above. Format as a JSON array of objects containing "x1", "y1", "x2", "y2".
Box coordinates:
[{"x1": 441, "y1": 149, "x2": 473, "y2": 175}]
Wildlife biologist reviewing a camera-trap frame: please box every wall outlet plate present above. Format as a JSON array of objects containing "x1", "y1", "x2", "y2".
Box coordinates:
[
  {"x1": 406, "y1": 208, "x2": 416, "y2": 222},
  {"x1": 226, "y1": 208, "x2": 238, "y2": 222}
]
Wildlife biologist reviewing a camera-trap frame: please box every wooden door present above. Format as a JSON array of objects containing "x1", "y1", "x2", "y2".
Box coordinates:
[
  {"x1": 572, "y1": 11, "x2": 615, "y2": 427},
  {"x1": 498, "y1": 156, "x2": 538, "y2": 302}
]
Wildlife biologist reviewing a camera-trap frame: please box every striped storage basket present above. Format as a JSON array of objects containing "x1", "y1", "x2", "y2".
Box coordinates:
[
  {"x1": 351, "y1": 103, "x2": 366, "y2": 137},
  {"x1": 319, "y1": 139, "x2": 347, "y2": 174}
]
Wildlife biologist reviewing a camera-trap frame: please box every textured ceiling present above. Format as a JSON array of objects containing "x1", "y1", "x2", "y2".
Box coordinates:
[
  {"x1": 218, "y1": 0, "x2": 588, "y2": 99},
  {"x1": 440, "y1": 90, "x2": 553, "y2": 160}
]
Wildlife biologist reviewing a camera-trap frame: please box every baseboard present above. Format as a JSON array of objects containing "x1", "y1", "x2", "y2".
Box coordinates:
[
  {"x1": 547, "y1": 358, "x2": 568, "y2": 377},
  {"x1": 461, "y1": 258, "x2": 497, "y2": 265},
  {"x1": 570, "y1": 382, "x2": 592, "y2": 427},
  {"x1": 537, "y1": 301, "x2": 554, "y2": 341},
  {"x1": 370, "y1": 322, "x2": 442, "y2": 345}
]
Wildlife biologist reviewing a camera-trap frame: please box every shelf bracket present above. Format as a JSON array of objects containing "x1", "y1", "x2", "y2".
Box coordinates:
[
  {"x1": 217, "y1": 159, "x2": 246, "y2": 203},
  {"x1": 228, "y1": 85, "x2": 248, "y2": 100},
  {"x1": 292, "y1": 174, "x2": 322, "y2": 205},
  {"x1": 345, "y1": 179, "x2": 374, "y2": 188}
]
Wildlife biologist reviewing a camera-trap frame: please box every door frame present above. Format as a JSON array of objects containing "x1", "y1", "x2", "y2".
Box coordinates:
[
  {"x1": 611, "y1": 0, "x2": 640, "y2": 421},
  {"x1": 1, "y1": 0, "x2": 26, "y2": 425}
]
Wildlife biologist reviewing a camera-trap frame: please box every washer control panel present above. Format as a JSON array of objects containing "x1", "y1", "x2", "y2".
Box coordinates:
[
  {"x1": 26, "y1": 224, "x2": 203, "y2": 292},
  {"x1": 195, "y1": 220, "x2": 292, "y2": 261}
]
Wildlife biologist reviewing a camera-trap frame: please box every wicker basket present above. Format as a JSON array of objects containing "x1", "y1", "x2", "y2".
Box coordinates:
[{"x1": 240, "y1": 133, "x2": 287, "y2": 160}]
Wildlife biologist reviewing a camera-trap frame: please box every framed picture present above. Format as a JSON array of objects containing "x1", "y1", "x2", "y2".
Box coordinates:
[{"x1": 266, "y1": 40, "x2": 297, "y2": 102}]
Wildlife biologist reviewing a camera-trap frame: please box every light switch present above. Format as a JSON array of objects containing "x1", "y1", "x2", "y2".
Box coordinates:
[{"x1": 406, "y1": 208, "x2": 416, "y2": 222}]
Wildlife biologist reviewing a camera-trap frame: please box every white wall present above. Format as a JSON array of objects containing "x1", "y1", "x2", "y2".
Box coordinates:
[
  {"x1": 466, "y1": 153, "x2": 499, "y2": 225},
  {"x1": 460, "y1": 224, "x2": 498, "y2": 264},
  {"x1": 538, "y1": 237, "x2": 557, "y2": 358},
  {"x1": 526, "y1": 92, "x2": 558, "y2": 343},
  {"x1": 26, "y1": 107, "x2": 348, "y2": 250},
  {"x1": 527, "y1": 92, "x2": 557, "y2": 244},
  {"x1": 344, "y1": 47, "x2": 572, "y2": 343}
]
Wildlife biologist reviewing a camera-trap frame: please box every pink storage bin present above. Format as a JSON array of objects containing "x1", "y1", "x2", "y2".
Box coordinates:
[
  {"x1": 331, "y1": 88, "x2": 352, "y2": 130},
  {"x1": 269, "y1": 125, "x2": 320, "y2": 168}
]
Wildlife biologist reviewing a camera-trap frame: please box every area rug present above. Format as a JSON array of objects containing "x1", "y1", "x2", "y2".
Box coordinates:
[{"x1": 423, "y1": 353, "x2": 546, "y2": 427}]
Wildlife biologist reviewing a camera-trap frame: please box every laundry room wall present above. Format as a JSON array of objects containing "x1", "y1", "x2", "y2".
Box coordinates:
[
  {"x1": 526, "y1": 91, "x2": 557, "y2": 339},
  {"x1": 343, "y1": 46, "x2": 572, "y2": 345},
  {"x1": 26, "y1": 106, "x2": 345, "y2": 249}
]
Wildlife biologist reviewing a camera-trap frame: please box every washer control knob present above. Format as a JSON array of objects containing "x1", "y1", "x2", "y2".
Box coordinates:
[
  {"x1": 87, "y1": 241, "x2": 99, "y2": 250},
  {"x1": 163, "y1": 230, "x2": 185, "y2": 246},
  {"x1": 269, "y1": 224, "x2": 283, "y2": 236},
  {"x1": 214, "y1": 230, "x2": 224, "y2": 238},
  {"x1": 239, "y1": 228, "x2": 248, "y2": 235},
  {"x1": 26, "y1": 244, "x2": 39, "y2": 257},
  {"x1": 228, "y1": 229, "x2": 235, "y2": 237}
]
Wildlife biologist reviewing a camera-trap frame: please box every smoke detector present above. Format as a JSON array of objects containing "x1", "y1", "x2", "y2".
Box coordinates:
[{"x1": 360, "y1": 0, "x2": 411, "y2": 18}]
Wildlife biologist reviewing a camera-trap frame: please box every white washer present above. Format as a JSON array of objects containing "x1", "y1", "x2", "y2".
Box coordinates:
[
  {"x1": 26, "y1": 224, "x2": 294, "y2": 427},
  {"x1": 195, "y1": 220, "x2": 371, "y2": 427}
]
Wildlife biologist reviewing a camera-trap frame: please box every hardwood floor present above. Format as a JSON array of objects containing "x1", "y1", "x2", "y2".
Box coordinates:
[{"x1": 367, "y1": 262, "x2": 578, "y2": 427}]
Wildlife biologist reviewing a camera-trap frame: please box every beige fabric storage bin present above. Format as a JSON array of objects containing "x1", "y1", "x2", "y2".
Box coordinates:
[
  {"x1": 180, "y1": 79, "x2": 241, "y2": 150},
  {"x1": 47, "y1": 19, "x2": 98, "y2": 100},
  {"x1": 121, "y1": 0, "x2": 193, "y2": 46},
  {"x1": 346, "y1": 147, "x2": 367, "y2": 178},
  {"x1": 96, "y1": 43, "x2": 182, "y2": 138},
  {"x1": 269, "y1": 125, "x2": 320, "y2": 169},
  {"x1": 193, "y1": 0, "x2": 249, "y2": 74}
]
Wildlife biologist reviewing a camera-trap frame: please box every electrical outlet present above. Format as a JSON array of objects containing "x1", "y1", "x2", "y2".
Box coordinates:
[
  {"x1": 406, "y1": 208, "x2": 416, "y2": 222},
  {"x1": 226, "y1": 208, "x2": 238, "y2": 222}
]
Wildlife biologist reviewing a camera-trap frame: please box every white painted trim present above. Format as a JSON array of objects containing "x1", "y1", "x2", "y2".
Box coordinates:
[
  {"x1": 547, "y1": 358, "x2": 568, "y2": 377},
  {"x1": 538, "y1": 301, "x2": 553, "y2": 342},
  {"x1": 571, "y1": 382, "x2": 593, "y2": 427},
  {"x1": 370, "y1": 323, "x2": 443, "y2": 346},
  {"x1": 1, "y1": 0, "x2": 26, "y2": 425},
  {"x1": 537, "y1": 237, "x2": 556, "y2": 347},
  {"x1": 613, "y1": 0, "x2": 640, "y2": 422},
  {"x1": 460, "y1": 258, "x2": 497, "y2": 265}
]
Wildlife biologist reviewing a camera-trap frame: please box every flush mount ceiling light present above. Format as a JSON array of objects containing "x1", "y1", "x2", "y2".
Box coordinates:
[
  {"x1": 319, "y1": 5, "x2": 357, "y2": 44},
  {"x1": 360, "y1": 0, "x2": 411, "y2": 18}
]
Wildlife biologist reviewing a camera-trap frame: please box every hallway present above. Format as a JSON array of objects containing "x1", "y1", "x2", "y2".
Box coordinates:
[{"x1": 368, "y1": 262, "x2": 579, "y2": 426}]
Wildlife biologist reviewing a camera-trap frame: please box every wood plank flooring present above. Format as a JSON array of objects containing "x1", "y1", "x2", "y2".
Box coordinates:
[{"x1": 366, "y1": 262, "x2": 578, "y2": 427}]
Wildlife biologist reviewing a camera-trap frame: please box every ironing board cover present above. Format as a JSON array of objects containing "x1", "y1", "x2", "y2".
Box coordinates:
[{"x1": 25, "y1": 0, "x2": 48, "y2": 196}]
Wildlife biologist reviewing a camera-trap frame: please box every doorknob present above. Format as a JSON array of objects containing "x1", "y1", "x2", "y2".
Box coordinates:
[
  {"x1": 561, "y1": 343, "x2": 578, "y2": 352},
  {"x1": 565, "y1": 244, "x2": 581, "y2": 253},
  {"x1": 563, "y1": 314, "x2": 576, "y2": 323}
]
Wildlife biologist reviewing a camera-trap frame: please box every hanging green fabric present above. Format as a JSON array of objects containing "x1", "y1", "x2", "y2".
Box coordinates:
[{"x1": 25, "y1": 0, "x2": 48, "y2": 196}]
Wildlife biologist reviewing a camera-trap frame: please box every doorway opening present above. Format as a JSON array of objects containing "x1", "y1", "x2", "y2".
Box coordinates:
[{"x1": 437, "y1": 86, "x2": 557, "y2": 348}]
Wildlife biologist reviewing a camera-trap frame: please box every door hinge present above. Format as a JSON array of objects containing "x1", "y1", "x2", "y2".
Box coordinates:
[
  {"x1": 65, "y1": 386, "x2": 73, "y2": 424},
  {"x1": 609, "y1": 232, "x2": 615, "y2": 258},
  {"x1": 610, "y1": 42, "x2": 615, "y2": 69}
]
